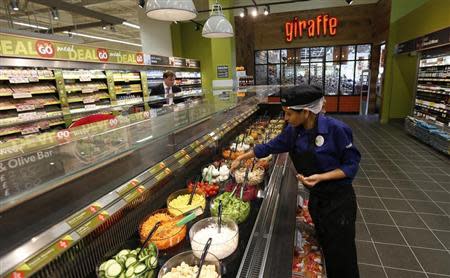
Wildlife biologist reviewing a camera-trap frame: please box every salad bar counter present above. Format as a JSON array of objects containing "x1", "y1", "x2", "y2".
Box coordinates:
[{"x1": 0, "y1": 92, "x2": 322, "y2": 278}]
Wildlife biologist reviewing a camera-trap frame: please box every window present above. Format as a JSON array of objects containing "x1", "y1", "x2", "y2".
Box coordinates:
[{"x1": 254, "y1": 44, "x2": 371, "y2": 97}]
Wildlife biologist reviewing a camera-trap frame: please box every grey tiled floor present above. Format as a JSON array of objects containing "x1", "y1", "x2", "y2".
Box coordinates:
[{"x1": 340, "y1": 116, "x2": 450, "y2": 278}]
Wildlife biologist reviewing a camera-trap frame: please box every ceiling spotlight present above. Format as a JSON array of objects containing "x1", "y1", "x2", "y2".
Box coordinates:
[
  {"x1": 10, "y1": 0, "x2": 19, "y2": 11},
  {"x1": 251, "y1": 8, "x2": 258, "y2": 17},
  {"x1": 51, "y1": 8, "x2": 59, "y2": 20},
  {"x1": 345, "y1": 0, "x2": 353, "y2": 4},
  {"x1": 110, "y1": 25, "x2": 116, "y2": 32},
  {"x1": 102, "y1": 25, "x2": 107, "y2": 30},
  {"x1": 264, "y1": 6, "x2": 270, "y2": 16},
  {"x1": 239, "y1": 10, "x2": 244, "y2": 18},
  {"x1": 138, "y1": 0, "x2": 145, "y2": 8}
]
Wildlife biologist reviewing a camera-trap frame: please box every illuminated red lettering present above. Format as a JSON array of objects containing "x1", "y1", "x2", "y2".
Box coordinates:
[{"x1": 283, "y1": 14, "x2": 338, "y2": 42}]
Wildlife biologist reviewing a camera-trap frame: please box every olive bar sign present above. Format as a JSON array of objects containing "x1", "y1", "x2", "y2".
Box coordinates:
[{"x1": 217, "y1": 65, "x2": 229, "y2": 78}]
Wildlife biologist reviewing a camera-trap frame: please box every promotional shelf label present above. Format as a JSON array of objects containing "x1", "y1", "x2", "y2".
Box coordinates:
[
  {"x1": 148, "y1": 162, "x2": 165, "y2": 176},
  {"x1": 66, "y1": 202, "x2": 103, "y2": 228},
  {"x1": 178, "y1": 154, "x2": 191, "y2": 166},
  {"x1": 16, "y1": 105, "x2": 35, "y2": 112},
  {"x1": 8, "y1": 235, "x2": 74, "y2": 278},
  {"x1": 12, "y1": 92, "x2": 32, "y2": 99},
  {"x1": 75, "y1": 211, "x2": 109, "y2": 237},
  {"x1": 123, "y1": 185, "x2": 145, "y2": 203},
  {"x1": 116, "y1": 179, "x2": 139, "y2": 196}
]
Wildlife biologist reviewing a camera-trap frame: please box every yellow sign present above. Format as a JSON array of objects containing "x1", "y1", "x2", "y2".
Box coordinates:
[{"x1": 0, "y1": 33, "x2": 144, "y2": 65}]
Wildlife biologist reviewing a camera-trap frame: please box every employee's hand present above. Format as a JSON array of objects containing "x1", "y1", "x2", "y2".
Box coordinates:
[
  {"x1": 296, "y1": 174, "x2": 322, "y2": 187},
  {"x1": 230, "y1": 158, "x2": 241, "y2": 172}
]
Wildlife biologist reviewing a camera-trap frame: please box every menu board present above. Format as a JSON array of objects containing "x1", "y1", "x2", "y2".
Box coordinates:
[
  {"x1": 217, "y1": 65, "x2": 229, "y2": 78},
  {"x1": 149, "y1": 54, "x2": 170, "y2": 66},
  {"x1": 170, "y1": 57, "x2": 187, "y2": 67}
]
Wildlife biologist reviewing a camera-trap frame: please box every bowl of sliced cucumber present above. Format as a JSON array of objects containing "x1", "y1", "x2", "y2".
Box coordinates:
[{"x1": 97, "y1": 242, "x2": 159, "y2": 278}]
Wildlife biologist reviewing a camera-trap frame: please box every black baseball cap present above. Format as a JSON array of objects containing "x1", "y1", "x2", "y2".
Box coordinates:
[{"x1": 280, "y1": 85, "x2": 323, "y2": 107}]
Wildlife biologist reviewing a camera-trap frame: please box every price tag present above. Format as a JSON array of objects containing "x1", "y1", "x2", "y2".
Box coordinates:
[
  {"x1": 18, "y1": 111, "x2": 37, "y2": 120},
  {"x1": 83, "y1": 97, "x2": 96, "y2": 104},
  {"x1": 75, "y1": 211, "x2": 109, "y2": 237},
  {"x1": 81, "y1": 88, "x2": 95, "y2": 94},
  {"x1": 66, "y1": 203, "x2": 103, "y2": 228},
  {"x1": 9, "y1": 76, "x2": 29, "y2": 84},
  {"x1": 123, "y1": 186, "x2": 145, "y2": 203},
  {"x1": 12, "y1": 92, "x2": 32, "y2": 99},
  {"x1": 179, "y1": 154, "x2": 191, "y2": 166},
  {"x1": 85, "y1": 104, "x2": 97, "y2": 110},
  {"x1": 79, "y1": 75, "x2": 92, "y2": 82},
  {"x1": 21, "y1": 125, "x2": 40, "y2": 135},
  {"x1": 16, "y1": 104, "x2": 35, "y2": 112},
  {"x1": 28, "y1": 75, "x2": 39, "y2": 82}
]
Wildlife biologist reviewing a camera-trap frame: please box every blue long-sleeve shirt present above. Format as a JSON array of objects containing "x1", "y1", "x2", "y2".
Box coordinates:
[{"x1": 254, "y1": 114, "x2": 361, "y2": 184}]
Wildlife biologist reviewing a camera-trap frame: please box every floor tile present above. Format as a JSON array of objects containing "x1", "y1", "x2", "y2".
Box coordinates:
[
  {"x1": 390, "y1": 211, "x2": 427, "y2": 229},
  {"x1": 401, "y1": 190, "x2": 431, "y2": 201},
  {"x1": 399, "y1": 227, "x2": 446, "y2": 249},
  {"x1": 427, "y1": 274, "x2": 450, "y2": 278},
  {"x1": 393, "y1": 180, "x2": 419, "y2": 189},
  {"x1": 363, "y1": 164, "x2": 383, "y2": 171},
  {"x1": 358, "y1": 264, "x2": 386, "y2": 278},
  {"x1": 361, "y1": 209, "x2": 394, "y2": 225},
  {"x1": 412, "y1": 247, "x2": 450, "y2": 275},
  {"x1": 415, "y1": 181, "x2": 446, "y2": 191},
  {"x1": 419, "y1": 214, "x2": 450, "y2": 231},
  {"x1": 355, "y1": 186, "x2": 377, "y2": 197},
  {"x1": 388, "y1": 172, "x2": 411, "y2": 180},
  {"x1": 425, "y1": 191, "x2": 450, "y2": 203},
  {"x1": 382, "y1": 198, "x2": 414, "y2": 212},
  {"x1": 356, "y1": 241, "x2": 381, "y2": 265},
  {"x1": 385, "y1": 268, "x2": 426, "y2": 278},
  {"x1": 356, "y1": 223, "x2": 371, "y2": 241},
  {"x1": 421, "y1": 167, "x2": 447, "y2": 175},
  {"x1": 375, "y1": 188, "x2": 403, "y2": 198},
  {"x1": 367, "y1": 224, "x2": 406, "y2": 244},
  {"x1": 357, "y1": 197, "x2": 385, "y2": 209},
  {"x1": 435, "y1": 202, "x2": 450, "y2": 215},
  {"x1": 354, "y1": 178, "x2": 371, "y2": 187},
  {"x1": 375, "y1": 243, "x2": 421, "y2": 270},
  {"x1": 366, "y1": 171, "x2": 388, "y2": 179},
  {"x1": 433, "y1": 230, "x2": 450, "y2": 250},
  {"x1": 406, "y1": 173, "x2": 431, "y2": 181},
  {"x1": 370, "y1": 179, "x2": 395, "y2": 188},
  {"x1": 432, "y1": 175, "x2": 450, "y2": 183},
  {"x1": 409, "y1": 200, "x2": 445, "y2": 214}
]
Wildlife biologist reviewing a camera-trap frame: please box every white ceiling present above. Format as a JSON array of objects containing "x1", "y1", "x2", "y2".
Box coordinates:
[{"x1": 0, "y1": 0, "x2": 380, "y2": 52}]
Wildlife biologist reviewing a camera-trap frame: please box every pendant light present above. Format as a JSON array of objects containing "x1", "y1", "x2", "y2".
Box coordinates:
[
  {"x1": 202, "y1": 1, "x2": 234, "y2": 38},
  {"x1": 146, "y1": 0, "x2": 197, "y2": 21}
]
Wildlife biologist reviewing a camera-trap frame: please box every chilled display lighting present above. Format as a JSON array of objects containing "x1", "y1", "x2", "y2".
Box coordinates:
[
  {"x1": 51, "y1": 8, "x2": 59, "y2": 20},
  {"x1": 346, "y1": 0, "x2": 353, "y2": 4},
  {"x1": 63, "y1": 31, "x2": 142, "y2": 47},
  {"x1": 146, "y1": 0, "x2": 197, "y2": 21},
  {"x1": 138, "y1": 0, "x2": 145, "y2": 8},
  {"x1": 202, "y1": 1, "x2": 234, "y2": 38},
  {"x1": 251, "y1": 7, "x2": 258, "y2": 17},
  {"x1": 10, "y1": 0, "x2": 19, "y2": 11},
  {"x1": 264, "y1": 6, "x2": 270, "y2": 16},
  {"x1": 122, "y1": 21, "x2": 140, "y2": 29}
]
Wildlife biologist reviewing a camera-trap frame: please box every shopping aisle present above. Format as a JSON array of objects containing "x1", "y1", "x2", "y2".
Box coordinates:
[{"x1": 338, "y1": 116, "x2": 450, "y2": 278}]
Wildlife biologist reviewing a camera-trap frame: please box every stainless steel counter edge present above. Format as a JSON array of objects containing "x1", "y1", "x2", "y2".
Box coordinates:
[{"x1": 0, "y1": 105, "x2": 259, "y2": 277}]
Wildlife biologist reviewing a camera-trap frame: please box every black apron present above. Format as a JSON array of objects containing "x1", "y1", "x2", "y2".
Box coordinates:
[{"x1": 290, "y1": 125, "x2": 359, "y2": 278}]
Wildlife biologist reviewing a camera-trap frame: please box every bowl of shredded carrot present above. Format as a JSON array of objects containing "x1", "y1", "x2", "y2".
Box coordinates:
[{"x1": 139, "y1": 208, "x2": 187, "y2": 250}]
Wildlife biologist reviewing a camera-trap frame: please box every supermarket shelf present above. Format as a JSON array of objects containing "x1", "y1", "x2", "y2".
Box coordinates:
[
  {"x1": 418, "y1": 78, "x2": 450, "y2": 82},
  {"x1": 115, "y1": 90, "x2": 143, "y2": 95},
  {"x1": 0, "y1": 101, "x2": 60, "y2": 111},
  {"x1": 0, "y1": 77, "x2": 55, "y2": 81},
  {"x1": 63, "y1": 76, "x2": 106, "y2": 80},
  {"x1": 415, "y1": 103, "x2": 448, "y2": 113},
  {"x1": 0, "y1": 128, "x2": 21, "y2": 137},
  {"x1": 417, "y1": 89, "x2": 450, "y2": 96},
  {"x1": 0, "y1": 90, "x2": 57, "y2": 97},
  {"x1": 67, "y1": 96, "x2": 110, "y2": 103},
  {"x1": 177, "y1": 83, "x2": 202, "y2": 87},
  {"x1": 113, "y1": 78, "x2": 141, "y2": 82},
  {"x1": 65, "y1": 88, "x2": 108, "y2": 93}
]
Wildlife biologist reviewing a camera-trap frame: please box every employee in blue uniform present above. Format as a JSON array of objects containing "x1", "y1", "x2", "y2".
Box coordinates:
[{"x1": 231, "y1": 85, "x2": 361, "y2": 278}]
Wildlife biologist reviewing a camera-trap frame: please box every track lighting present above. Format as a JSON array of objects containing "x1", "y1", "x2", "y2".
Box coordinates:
[
  {"x1": 251, "y1": 7, "x2": 258, "y2": 17},
  {"x1": 10, "y1": 0, "x2": 19, "y2": 11},
  {"x1": 346, "y1": 0, "x2": 353, "y2": 4},
  {"x1": 102, "y1": 25, "x2": 107, "y2": 30},
  {"x1": 239, "y1": 8, "x2": 248, "y2": 18},
  {"x1": 264, "y1": 6, "x2": 270, "y2": 16},
  {"x1": 110, "y1": 25, "x2": 116, "y2": 32},
  {"x1": 51, "y1": 8, "x2": 59, "y2": 20},
  {"x1": 239, "y1": 10, "x2": 244, "y2": 18},
  {"x1": 138, "y1": 0, "x2": 145, "y2": 8}
]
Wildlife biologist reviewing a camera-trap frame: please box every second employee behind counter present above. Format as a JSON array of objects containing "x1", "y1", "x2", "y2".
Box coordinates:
[{"x1": 150, "y1": 70, "x2": 181, "y2": 108}]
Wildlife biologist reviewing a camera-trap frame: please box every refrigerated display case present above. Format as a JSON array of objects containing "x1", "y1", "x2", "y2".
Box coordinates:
[{"x1": 0, "y1": 87, "x2": 313, "y2": 278}]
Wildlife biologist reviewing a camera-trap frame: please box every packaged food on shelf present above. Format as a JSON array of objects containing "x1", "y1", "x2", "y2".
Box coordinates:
[
  {"x1": 190, "y1": 217, "x2": 239, "y2": 260},
  {"x1": 296, "y1": 199, "x2": 314, "y2": 227},
  {"x1": 292, "y1": 229, "x2": 325, "y2": 278},
  {"x1": 62, "y1": 70, "x2": 106, "y2": 80},
  {"x1": 65, "y1": 81, "x2": 107, "y2": 93},
  {"x1": 0, "y1": 68, "x2": 54, "y2": 80},
  {"x1": 139, "y1": 209, "x2": 187, "y2": 250}
]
